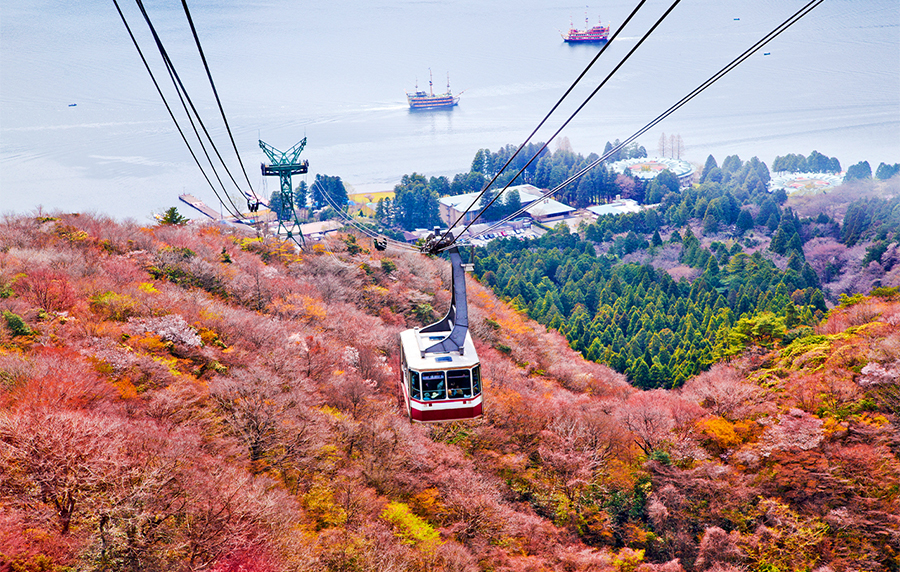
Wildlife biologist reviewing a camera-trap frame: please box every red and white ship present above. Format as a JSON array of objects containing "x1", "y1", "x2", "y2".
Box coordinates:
[
  {"x1": 562, "y1": 14, "x2": 610, "y2": 43},
  {"x1": 407, "y1": 70, "x2": 459, "y2": 110}
]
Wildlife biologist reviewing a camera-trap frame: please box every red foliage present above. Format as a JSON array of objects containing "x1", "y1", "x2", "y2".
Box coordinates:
[
  {"x1": 210, "y1": 547, "x2": 278, "y2": 572},
  {"x1": 0, "y1": 409, "x2": 125, "y2": 534},
  {"x1": 694, "y1": 526, "x2": 744, "y2": 570},
  {"x1": 0, "y1": 509, "x2": 81, "y2": 570},
  {"x1": 680, "y1": 364, "x2": 761, "y2": 420},
  {"x1": 3, "y1": 349, "x2": 113, "y2": 411},
  {"x1": 4, "y1": 214, "x2": 900, "y2": 571},
  {"x1": 12, "y1": 267, "x2": 77, "y2": 313},
  {"x1": 99, "y1": 256, "x2": 147, "y2": 288},
  {"x1": 615, "y1": 390, "x2": 676, "y2": 455}
]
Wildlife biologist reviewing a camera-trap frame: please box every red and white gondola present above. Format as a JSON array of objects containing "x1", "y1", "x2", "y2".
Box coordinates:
[{"x1": 399, "y1": 246, "x2": 483, "y2": 422}]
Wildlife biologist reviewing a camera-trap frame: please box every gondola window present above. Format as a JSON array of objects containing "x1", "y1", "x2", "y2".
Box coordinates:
[
  {"x1": 409, "y1": 370, "x2": 421, "y2": 400},
  {"x1": 447, "y1": 369, "x2": 473, "y2": 399},
  {"x1": 421, "y1": 371, "x2": 446, "y2": 401}
]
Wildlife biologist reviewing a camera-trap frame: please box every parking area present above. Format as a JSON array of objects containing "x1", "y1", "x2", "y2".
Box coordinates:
[{"x1": 464, "y1": 223, "x2": 545, "y2": 246}]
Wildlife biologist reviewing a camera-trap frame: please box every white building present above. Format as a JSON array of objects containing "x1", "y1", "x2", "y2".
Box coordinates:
[
  {"x1": 608, "y1": 157, "x2": 695, "y2": 189},
  {"x1": 768, "y1": 172, "x2": 844, "y2": 195},
  {"x1": 587, "y1": 196, "x2": 644, "y2": 217},
  {"x1": 438, "y1": 184, "x2": 575, "y2": 227},
  {"x1": 299, "y1": 220, "x2": 342, "y2": 240}
]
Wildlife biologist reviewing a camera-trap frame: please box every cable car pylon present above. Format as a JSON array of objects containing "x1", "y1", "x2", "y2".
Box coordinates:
[{"x1": 259, "y1": 138, "x2": 308, "y2": 248}]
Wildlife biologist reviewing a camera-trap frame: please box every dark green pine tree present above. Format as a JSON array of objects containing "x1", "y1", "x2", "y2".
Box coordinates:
[
  {"x1": 700, "y1": 154, "x2": 718, "y2": 183},
  {"x1": 786, "y1": 233, "x2": 804, "y2": 257},
  {"x1": 845, "y1": 160, "x2": 872, "y2": 181},
  {"x1": 736, "y1": 209, "x2": 754, "y2": 234},
  {"x1": 630, "y1": 357, "x2": 652, "y2": 389},
  {"x1": 769, "y1": 224, "x2": 791, "y2": 255},
  {"x1": 294, "y1": 181, "x2": 308, "y2": 209}
]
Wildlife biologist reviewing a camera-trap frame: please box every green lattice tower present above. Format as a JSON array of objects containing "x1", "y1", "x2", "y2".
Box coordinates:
[{"x1": 259, "y1": 138, "x2": 308, "y2": 247}]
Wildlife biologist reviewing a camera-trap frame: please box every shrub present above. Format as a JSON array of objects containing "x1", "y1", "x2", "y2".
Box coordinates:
[
  {"x1": 381, "y1": 501, "x2": 442, "y2": 553},
  {"x1": 12, "y1": 268, "x2": 77, "y2": 313},
  {"x1": 838, "y1": 292, "x2": 866, "y2": 309},
  {"x1": 159, "y1": 206, "x2": 189, "y2": 225},
  {"x1": 90, "y1": 291, "x2": 137, "y2": 321},
  {"x1": 3, "y1": 310, "x2": 32, "y2": 337}
]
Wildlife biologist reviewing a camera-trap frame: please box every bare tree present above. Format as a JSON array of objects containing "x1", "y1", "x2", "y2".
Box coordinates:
[
  {"x1": 615, "y1": 389, "x2": 675, "y2": 455},
  {"x1": 0, "y1": 409, "x2": 124, "y2": 534},
  {"x1": 209, "y1": 366, "x2": 315, "y2": 474}
]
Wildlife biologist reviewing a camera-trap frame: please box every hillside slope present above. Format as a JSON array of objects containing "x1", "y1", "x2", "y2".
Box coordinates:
[{"x1": 1, "y1": 214, "x2": 898, "y2": 571}]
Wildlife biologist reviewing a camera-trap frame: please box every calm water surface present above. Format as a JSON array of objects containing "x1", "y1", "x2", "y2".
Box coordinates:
[{"x1": 1, "y1": 0, "x2": 898, "y2": 219}]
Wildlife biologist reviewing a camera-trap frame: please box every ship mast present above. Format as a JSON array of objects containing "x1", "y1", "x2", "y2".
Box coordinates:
[{"x1": 428, "y1": 68, "x2": 434, "y2": 96}]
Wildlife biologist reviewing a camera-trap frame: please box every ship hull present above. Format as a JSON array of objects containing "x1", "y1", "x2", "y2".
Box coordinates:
[
  {"x1": 562, "y1": 21, "x2": 610, "y2": 43},
  {"x1": 564, "y1": 37, "x2": 608, "y2": 43},
  {"x1": 407, "y1": 94, "x2": 459, "y2": 110}
]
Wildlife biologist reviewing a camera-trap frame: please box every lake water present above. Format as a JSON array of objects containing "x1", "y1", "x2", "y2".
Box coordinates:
[{"x1": 1, "y1": 0, "x2": 898, "y2": 220}]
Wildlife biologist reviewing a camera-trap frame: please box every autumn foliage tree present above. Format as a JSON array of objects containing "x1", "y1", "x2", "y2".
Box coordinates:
[{"x1": 1, "y1": 212, "x2": 899, "y2": 571}]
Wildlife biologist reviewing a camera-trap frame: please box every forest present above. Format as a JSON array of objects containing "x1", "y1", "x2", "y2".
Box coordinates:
[
  {"x1": 443, "y1": 142, "x2": 899, "y2": 389},
  {"x1": 1, "y1": 206, "x2": 899, "y2": 571}
]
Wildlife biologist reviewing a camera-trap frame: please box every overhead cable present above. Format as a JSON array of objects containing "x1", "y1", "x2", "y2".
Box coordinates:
[
  {"x1": 180, "y1": 0, "x2": 258, "y2": 203},
  {"x1": 112, "y1": 0, "x2": 242, "y2": 219},
  {"x1": 444, "y1": 0, "x2": 685, "y2": 246},
  {"x1": 132, "y1": 0, "x2": 247, "y2": 218},
  {"x1": 446, "y1": 0, "x2": 825, "y2": 248},
  {"x1": 435, "y1": 0, "x2": 658, "y2": 247}
]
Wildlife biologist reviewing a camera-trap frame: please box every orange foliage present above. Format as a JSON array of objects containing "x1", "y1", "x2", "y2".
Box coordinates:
[
  {"x1": 3, "y1": 348, "x2": 114, "y2": 410},
  {"x1": 696, "y1": 416, "x2": 742, "y2": 456}
]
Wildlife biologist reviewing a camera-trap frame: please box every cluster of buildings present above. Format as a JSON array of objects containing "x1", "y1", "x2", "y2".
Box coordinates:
[
  {"x1": 179, "y1": 157, "x2": 699, "y2": 245},
  {"x1": 430, "y1": 157, "x2": 695, "y2": 244}
]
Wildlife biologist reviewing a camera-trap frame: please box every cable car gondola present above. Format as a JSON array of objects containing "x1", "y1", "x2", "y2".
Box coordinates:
[{"x1": 399, "y1": 246, "x2": 482, "y2": 422}]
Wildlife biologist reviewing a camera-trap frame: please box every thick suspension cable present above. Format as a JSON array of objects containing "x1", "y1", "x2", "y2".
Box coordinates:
[
  {"x1": 436, "y1": 0, "x2": 651, "y2": 246},
  {"x1": 133, "y1": 0, "x2": 248, "y2": 218},
  {"x1": 112, "y1": 0, "x2": 242, "y2": 219},
  {"x1": 180, "y1": 0, "x2": 258, "y2": 202},
  {"x1": 447, "y1": 0, "x2": 824, "y2": 249},
  {"x1": 444, "y1": 0, "x2": 685, "y2": 247}
]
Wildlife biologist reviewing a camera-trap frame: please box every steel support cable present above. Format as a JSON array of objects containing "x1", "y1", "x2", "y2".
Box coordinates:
[
  {"x1": 445, "y1": 0, "x2": 685, "y2": 247},
  {"x1": 180, "y1": 0, "x2": 258, "y2": 202},
  {"x1": 436, "y1": 0, "x2": 651, "y2": 246},
  {"x1": 112, "y1": 0, "x2": 241, "y2": 219},
  {"x1": 133, "y1": 0, "x2": 247, "y2": 219},
  {"x1": 447, "y1": 0, "x2": 824, "y2": 249},
  {"x1": 458, "y1": 0, "x2": 824, "y2": 246},
  {"x1": 311, "y1": 180, "x2": 419, "y2": 252},
  {"x1": 132, "y1": 0, "x2": 245, "y2": 219}
]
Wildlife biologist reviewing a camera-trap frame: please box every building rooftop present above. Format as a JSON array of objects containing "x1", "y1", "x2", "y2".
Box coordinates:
[
  {"x1": 299, "y1": 220, "x2": 342, "y2": 237},
  {"x1": 525, "y1": 197, "x2": 576, "y2": 218},
  {"x1": 439, "y1": 184, "x2": 573, "y2": 219},
  {"x1": 608, "y1": 157, "x2": 694, "y2": 180},
  {"x1": 769, "y1": 172, "x2": 844, "y2": 195},
  {"x1": 587, "y1": 198, "x2": 644, "y2": 217}
]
